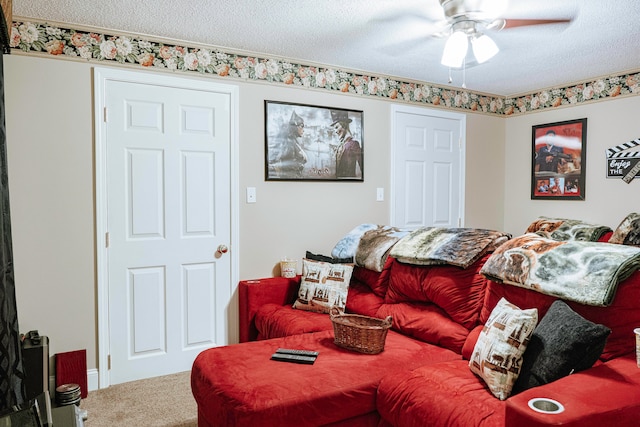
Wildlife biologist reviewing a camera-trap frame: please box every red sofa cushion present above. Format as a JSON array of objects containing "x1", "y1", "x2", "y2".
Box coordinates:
[
  {"x1": 377, "y1": 359, "x2": 505, "y2": 427},
  {"x1": 345, "y1": 279, "x2": 385, "y2": 317},
  {"x1": 353, "y1": 264, "x2": 387, "y2": 298},
  {"x1": 421, "y1": 256, "x2": 489, "y2": 329},
  {"x1": 192, "y1": 329, "x2": 460, "y2": 427},
  {"x1": 384, "y1": 255, "x2": 489, "y2": 329},
  {"x1": 383, "y1": 258, "x2": 430, "y2": 302},
  {"x1": 254, "y1": 278, "x2": 385, "y2": 340},
  {"x1": 254, "y1": 303, "x2": 333, "y2": 339},
  {"x1": 462, "y1": 325, "x2": 483, "y2": 360},
  {"x1": 376, "y1": 302, "x2": 470, "y2": 354}
]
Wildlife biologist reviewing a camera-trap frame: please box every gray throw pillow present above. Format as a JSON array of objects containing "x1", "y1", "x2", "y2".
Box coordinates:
[{"x1": 513, "y1": 300, "x2": 611, "y2": 394}]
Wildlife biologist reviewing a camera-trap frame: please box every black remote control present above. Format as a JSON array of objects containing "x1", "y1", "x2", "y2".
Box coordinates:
[
  {"x1": 271, "y1": 353, "x2": 316, "y2": 364},
  {"x1": 276, "y1": 348, "x2": 319, "y2": 357}
]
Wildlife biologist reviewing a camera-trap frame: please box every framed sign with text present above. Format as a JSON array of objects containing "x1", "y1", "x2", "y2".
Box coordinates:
[{"x1": 606, "y1": 138, "x2": 640, "y2": 183}]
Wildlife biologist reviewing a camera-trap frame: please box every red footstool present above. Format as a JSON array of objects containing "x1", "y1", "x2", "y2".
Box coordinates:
[{"x1": 191, "y1": 329, "x2": 459, "y2": 427}]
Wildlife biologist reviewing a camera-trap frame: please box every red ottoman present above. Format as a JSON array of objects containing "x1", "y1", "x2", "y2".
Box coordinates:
[{"x1": 191, "y1": 329, "x2": 460, "y2": 427}]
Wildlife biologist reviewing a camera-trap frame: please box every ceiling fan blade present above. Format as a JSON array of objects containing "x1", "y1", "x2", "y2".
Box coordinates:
[
  {"x1": 368, "y1": 8, "x2": 450, "y2": 56},
  {"x1": 502, "y1": 18, "x2": 571, "y2": 29}
]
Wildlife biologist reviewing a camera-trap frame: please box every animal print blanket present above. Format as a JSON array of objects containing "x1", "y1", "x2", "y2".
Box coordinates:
[
  {"x1": 331, "y1": 224, "x2": 379, "y2": 260},
  {"x1": 525, "y1": 216, "x2": 611, "y2": 241},
  {"x1": 609, "y1": 212, "x2": 640, "y2": 246},
  {"x1": 389, "y1": 227, "x2": 511, "y2": 269},
  {"x1": 355, "y1": 226, "x2": 410, "y2": 271},
  {"x1": 480, "y1": 233, "x2": 640, "y2": 306},
  {"x1": 331, "y1": 224, "x2": 410, "y2": 272}
]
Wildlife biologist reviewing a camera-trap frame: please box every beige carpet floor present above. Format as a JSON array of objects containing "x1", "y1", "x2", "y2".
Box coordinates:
[{"x1": 80, "y1": 370, "x2": 197, "y2": 427}]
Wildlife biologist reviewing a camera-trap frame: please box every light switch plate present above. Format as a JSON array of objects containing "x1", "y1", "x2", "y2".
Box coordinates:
[
  {"x1": 246, "y1": 187, "x2": 256, "y2": 203},
  {"x1": 376, "y1": 187, "x2": 384, "y2": 201}
]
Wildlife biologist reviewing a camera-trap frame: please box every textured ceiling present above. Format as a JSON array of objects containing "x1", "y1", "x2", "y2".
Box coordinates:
[{"x1": 11, "y1": 0, "x2": 640, "y2": 96}]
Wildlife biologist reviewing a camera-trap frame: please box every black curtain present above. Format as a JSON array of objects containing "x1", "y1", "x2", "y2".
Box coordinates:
[{"x1": 0, "y1": 8, "x2": 24, "y2": 412}]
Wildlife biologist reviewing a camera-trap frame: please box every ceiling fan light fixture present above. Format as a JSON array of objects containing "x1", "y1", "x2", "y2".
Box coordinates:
[
  {"x1": 441, "y1": 30, "x2": 468, "y2": 68},
  {"x1": 471, "y1": 33, "x2": 499, "y2": 63}
]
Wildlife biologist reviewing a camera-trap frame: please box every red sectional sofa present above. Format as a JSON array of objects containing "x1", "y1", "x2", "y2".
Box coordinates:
[{"x1": 191, "y1": 230, "x2": 640, "y2": 427}]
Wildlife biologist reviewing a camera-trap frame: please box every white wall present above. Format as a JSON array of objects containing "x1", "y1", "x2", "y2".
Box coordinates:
[
  {"x1": 465, "y1": 113, "x2": 506, "y2": 230},
  {"x1": 5, "y1": 55, "x2": 96, "y2": 380},
  {"x1": 14, "y1": 52, "x2": 640, "y2": 382},
  {"x1": 4, "y1": 54, "x2": 504, "y2": 374},
  {"x1": 504, "y1": 96, "x2": 640, "y2": 236}
]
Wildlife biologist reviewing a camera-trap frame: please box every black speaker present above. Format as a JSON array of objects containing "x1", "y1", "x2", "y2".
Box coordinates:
[{"x1": 21, "y1": 331, "x2": 49, "y2": 402}]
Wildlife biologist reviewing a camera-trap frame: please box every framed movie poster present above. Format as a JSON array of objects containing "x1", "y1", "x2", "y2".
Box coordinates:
[
  {"x1": 531, "y1": 118, "x2": 587, "y2": 200},
  {"x1": 264, "y1": 100, "x2": 364, "y2": 181}
]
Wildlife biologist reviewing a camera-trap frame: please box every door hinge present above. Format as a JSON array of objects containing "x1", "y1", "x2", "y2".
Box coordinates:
[
  {"x1": 108, "y1": 354, "x2": 111, "y2": 370},
  {"x1": 458, "y1": 217, "x2": 462, "y2": 227},
  {"x1": 105, "y1": 232, "x2": 110, "y2": 248},
  {"x1": 103, "y1": 107, "x2": 108, "y2": 123}
]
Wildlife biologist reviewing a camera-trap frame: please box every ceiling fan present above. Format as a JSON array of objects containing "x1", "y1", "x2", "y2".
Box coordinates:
[{"x1": 437, "y1": 0, "x2": 571, "y2": 68}]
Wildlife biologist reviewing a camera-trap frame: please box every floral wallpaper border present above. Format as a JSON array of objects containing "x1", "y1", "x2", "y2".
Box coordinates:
[{"x1": 9, "y1": 20, "x2": 640, "y2": 116}]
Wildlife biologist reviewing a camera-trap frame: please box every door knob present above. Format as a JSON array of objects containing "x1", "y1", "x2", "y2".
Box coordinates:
[{"x1": 217, "y1": 244, "x2": 229, "y2": 255}]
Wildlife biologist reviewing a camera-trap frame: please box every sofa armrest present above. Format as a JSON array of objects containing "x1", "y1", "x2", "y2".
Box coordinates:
[
  {"x1": 506, "y1": 355, "x2": 640, "y2": 427},
  {"x1": 238, "y1": 276, "x2": 300, "y2": 342}
]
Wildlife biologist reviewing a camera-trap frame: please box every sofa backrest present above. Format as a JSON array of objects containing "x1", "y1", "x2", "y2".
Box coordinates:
[
  {"x1": 383, "y1": 255, "x2": 489, "y2": 329},
  {"x1": 352, "y1": 263, "x2": 387, "y2": 298},
  {"x1": 476, "y1": 229, "x2": 639, "y2": 362},
  {"x1": 346, "y1": 255, "x2": 490, "y2": 354},
  {"x1": 479, "y1": 269, "x2": 640, "y2": 361}
]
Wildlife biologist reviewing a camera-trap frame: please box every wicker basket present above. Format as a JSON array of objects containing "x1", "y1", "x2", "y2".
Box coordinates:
[{"x1": 330, "y1": 307, "x2": 393, "y2": 354}]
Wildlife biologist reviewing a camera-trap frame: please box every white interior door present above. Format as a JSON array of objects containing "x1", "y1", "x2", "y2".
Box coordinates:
[
  {"x1": 391, "y1": 105, "x2": 465, "y2": 229},
  {"x1": 95, "y1": 69, "x2": 236, "y2": 385}
]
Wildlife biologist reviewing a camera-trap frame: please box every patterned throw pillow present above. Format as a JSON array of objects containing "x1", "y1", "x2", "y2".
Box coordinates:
[
  {"x1": 293, "y1": 259, "x2": 353, "y2": 314},
  {"x1": 609, "y1": 213, "x2": 640, "y2": 246},
  {"x1": 469, "y1": 298, "x2": 538, "y2": 400}
]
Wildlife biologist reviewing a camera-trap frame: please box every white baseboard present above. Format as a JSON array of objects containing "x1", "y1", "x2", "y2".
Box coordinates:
[{"x1": 87, "y1": 369, "x2": 99, "y2": 391}]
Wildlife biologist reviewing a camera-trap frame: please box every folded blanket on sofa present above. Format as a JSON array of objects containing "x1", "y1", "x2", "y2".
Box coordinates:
[
  {"x1": 355, "y1": 226, "x2": 410, "y2": 271},
  {"x1": 331, "y1": 224, "x2": 379, "y2": 260},
  {"x1": 389, "y1": 227, "x2": 511, "y2": 269},
  {"x1": 331, "y1": 224, "x2": 409, "y2": 272},
  {"x1": 480, "y1": 233, "x2": 640, "y2": 306},
  {"x1": 525, "y1": 216, "x2": 611, "y2": 241}
]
